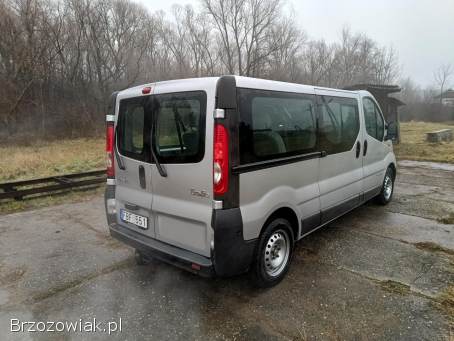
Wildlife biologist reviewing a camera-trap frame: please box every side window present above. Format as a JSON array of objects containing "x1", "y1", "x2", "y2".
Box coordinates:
[
  {"x1": 153, "y1": 91, "x2": 206, "y2": 163},
  {"x1": 118, "y1": 99, "x2": 146, "y2": 161},
  {"x1": 238, "y1": 88, "x2": 317, "y2": 164},
  {"x1": 363, "y1": 97, "x2": 384, "y2": 141},
  {"x1": 318, "y1": 96, "x2": 360, "y2": 154}
]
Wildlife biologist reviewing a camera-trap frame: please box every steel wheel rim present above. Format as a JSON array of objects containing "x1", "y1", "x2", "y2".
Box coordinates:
[
  {"x1": 264, "y1": 229, "x2": 290, "y2": 277},
  {"x1": 384, "y1": 174, "x2": 393, "y2": 200}
]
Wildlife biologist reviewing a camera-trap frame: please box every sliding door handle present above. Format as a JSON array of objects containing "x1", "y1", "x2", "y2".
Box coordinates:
[
  {"x1": 363, "y1": 140, "x2": 368, "y2": 156},
  {"x1": 355, "y1": 141, "x2": 361, "y2": 158}
]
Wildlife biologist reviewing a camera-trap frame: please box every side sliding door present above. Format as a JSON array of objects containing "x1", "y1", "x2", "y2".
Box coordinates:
[{"x1": 315, "y1": 89, "x2": 363, "y2": 224}]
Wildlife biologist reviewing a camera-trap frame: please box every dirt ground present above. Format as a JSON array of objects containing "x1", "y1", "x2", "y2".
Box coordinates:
[{"x1": 0, "y1": 161, "x2": 453, "y2": 340}]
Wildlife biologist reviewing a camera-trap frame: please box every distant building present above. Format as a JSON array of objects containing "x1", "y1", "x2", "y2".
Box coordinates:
[{"x1": 435, "y1": 89, "x2": 454, "y2": 107}]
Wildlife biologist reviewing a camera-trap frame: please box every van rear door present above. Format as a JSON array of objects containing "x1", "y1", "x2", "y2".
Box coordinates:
[
  {"x1": 149, "y1": 89, "x2": 213, "y2": 257},
  {"x1": 115, "y1": 96, "x2": 155, "y2": 238}
]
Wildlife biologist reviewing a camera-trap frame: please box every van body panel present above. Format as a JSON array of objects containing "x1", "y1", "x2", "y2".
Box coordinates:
[
  {"x1": 115, "y1": 155, "x2": 155, "y2": 238},
  {"x1": 239, "y1": 158, "x2": 320, "y2": 240},
  {"x1": 318, "y1": 161, "x2": 363, "y2": 210}
]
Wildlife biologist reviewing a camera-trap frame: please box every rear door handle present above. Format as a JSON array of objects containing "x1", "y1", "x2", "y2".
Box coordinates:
[
  {"x1": 363, "y1": 140, "x2": 368, "y2": 156},
  {"x1": 138, "y1": 165, "x2": 146, "y2": 189},
  {"x1": 355, "y1": 141, "x2": 361, "y2": 158}
]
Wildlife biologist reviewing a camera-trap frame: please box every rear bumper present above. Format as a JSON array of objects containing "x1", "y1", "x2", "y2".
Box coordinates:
[
  {"x1": 109, "y1": 223, "x2": 216, "y2": 277},
  {"x1": 211, "y1": 208, "x2": 257, "y2": 277}
]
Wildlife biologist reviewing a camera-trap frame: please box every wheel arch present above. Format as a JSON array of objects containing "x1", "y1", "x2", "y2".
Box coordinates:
[
  {"x1": 388, "y1": 162, "x2": 397, "y2": 180},
  {"x1": 261, "y1": 206, "x2": 300, "y2": 243}
]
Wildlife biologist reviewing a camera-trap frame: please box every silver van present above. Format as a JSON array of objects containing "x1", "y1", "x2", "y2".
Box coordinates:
[{"x1": 104, "y1": 76, "x2": 396, "y2": 287}]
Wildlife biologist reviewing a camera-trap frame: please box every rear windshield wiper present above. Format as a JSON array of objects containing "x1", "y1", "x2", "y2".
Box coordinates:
[
  {"x1": 150, "y1": 144, "x2": 167, "y2": 177},
  {"x1": 150, "y1": 107, "x2": 167, "y2": 177},
  {"x1": 115, "y1": 125, "x2": 126, "y2": 170}
]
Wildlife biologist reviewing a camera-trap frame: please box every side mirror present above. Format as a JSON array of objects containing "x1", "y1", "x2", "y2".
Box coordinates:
[{"x1": 385, "y1": 121, "x2": 397, "y2": 141}]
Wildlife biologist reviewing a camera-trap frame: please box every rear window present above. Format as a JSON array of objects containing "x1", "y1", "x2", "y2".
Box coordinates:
[
  {"x1": 118, "y1": 97, "x2": 149, "y2": 162},
  {"x1": 117, "y1": 91, "x2": 206, "y2": 164}
]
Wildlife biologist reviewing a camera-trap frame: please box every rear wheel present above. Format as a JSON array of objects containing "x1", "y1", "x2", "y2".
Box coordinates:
[
  {"x1": 376, "y1": 166, "x2": 395, "y2": 205},
  {"x1": 252, "y1": 218, "x2": 294, "y2": 288}
]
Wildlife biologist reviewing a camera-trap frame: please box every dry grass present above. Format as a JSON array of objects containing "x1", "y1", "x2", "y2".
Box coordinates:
[
  {"x1": 437, "y1": 285, "x2": 454, "y2": 324},
  {"x1": 0, "y1": 138, "x2": 104, "y2": 182},
  {"x1": 394, "y1": 121, "x2": 454, "y2": 163}
]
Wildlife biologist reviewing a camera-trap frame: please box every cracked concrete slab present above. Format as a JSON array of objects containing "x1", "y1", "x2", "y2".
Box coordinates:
[{"x1": 0, "y1": 161, "x2": 453, "y2": 340}]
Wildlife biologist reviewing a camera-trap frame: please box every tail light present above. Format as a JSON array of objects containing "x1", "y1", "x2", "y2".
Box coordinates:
[
  {"x1": 106, "y1": 123, "x2": 115, "y2": 178},
  {"x1": 213, "y1": 123, "x2": 229, "y2": 195}
]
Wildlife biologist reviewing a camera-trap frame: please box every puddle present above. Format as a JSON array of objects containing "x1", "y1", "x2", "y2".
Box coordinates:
[{"x1": 399, "y1": 160, "x2": 454, "y2": 172}]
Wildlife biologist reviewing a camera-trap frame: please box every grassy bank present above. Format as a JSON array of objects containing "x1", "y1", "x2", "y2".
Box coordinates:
[
  {"x1": 1, "y1": 122, "x2": 453, "y2": 183},
  {"x1": 0, "y1": 138, "x2": 105, "y2": 214},
  {"x1": 0, "y1": 138, "x2": 104, "y2": 182},
  {"x1": 394, "y1": 122, "x2": 454, "y2": 163}
]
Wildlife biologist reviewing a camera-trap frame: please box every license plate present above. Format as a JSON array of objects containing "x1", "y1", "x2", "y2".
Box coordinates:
[{"x1": 120, "y1": 209, "x2": 148, "y2": 229}]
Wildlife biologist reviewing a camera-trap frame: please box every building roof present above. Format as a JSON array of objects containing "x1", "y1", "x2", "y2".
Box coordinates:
[
  {"x1": 388, "y1": 97, "x2": 406, "y2": 107},
  {"x1": 343, "y1": 84, "x2": 402, "y2": 94}
]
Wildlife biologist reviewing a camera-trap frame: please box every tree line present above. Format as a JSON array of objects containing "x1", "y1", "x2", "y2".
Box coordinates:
[
  {"x1": 399, "y1": 63, "x2": 453, "y2": 122},
  {"x1": 0, "y1": 0, "x2": 401, "y2": 140}
]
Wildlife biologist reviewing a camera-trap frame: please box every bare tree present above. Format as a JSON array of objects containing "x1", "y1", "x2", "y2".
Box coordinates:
[
  {"x1": 202, "y1": 0, "x2": 282, "y2": 76},
  {"x1": 434, "y1": 63, "x2": 452, "y2": 104}
]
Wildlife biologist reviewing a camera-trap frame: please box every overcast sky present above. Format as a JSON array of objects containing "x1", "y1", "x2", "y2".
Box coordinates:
[{"x1": 134, "y1": 0, "x2": 454, "y2": 88}]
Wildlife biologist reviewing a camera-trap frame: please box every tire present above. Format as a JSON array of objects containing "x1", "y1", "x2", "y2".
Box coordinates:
[
  {"x1": 376, "y1": 166, "x2": 395, "y2": 205},
  {"x1": 251, "y1": 218, "x2": 294, "y2": 288},
  {"x1": 135, "y1": 249, "x2": 151, "y2": 265}
]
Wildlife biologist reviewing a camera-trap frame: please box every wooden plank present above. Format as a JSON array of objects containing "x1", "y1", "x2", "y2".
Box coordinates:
[
  {"x1": 0, "y1": 177, "x2": 106, "y2": 200},
  {"x1": 0, "y1": 170, "x2": 105, "y2": 189}
]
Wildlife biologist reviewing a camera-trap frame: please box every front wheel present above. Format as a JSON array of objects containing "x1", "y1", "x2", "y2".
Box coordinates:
[
  {"x1": 376, "y1": 167, "x2": 395, "y2": 205},
  {"x1": 252, "y1": 218, "x2": 294, "y2": 288}
]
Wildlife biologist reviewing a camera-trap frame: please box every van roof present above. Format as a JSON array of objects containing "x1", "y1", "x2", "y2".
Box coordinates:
[{"x1": 118, "y1": 75, "x2": 367, "y2": 99}]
